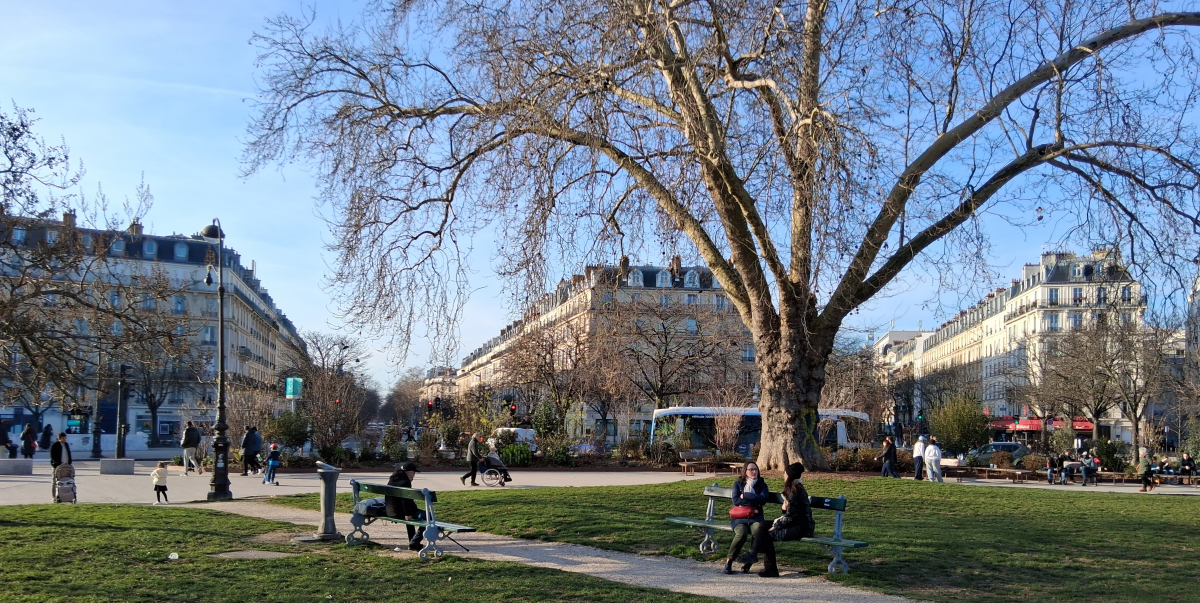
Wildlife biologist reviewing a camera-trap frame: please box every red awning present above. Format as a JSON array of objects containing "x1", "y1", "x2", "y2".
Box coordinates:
[{"x1": 990, "y1": 416, "x2": 1094, "y2": 432}]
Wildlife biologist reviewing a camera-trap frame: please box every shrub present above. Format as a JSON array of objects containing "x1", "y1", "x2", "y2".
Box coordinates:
[
  {"x1": 617, "y1": 435, "x2": 646, "y2": 460},
  {"x1": 280, "y1": 451, "x2": 317, "y2": 469},
  {"x1": 1092, "y1": 438, "x2": 1128, "y2": 472},
  {"x1": 415, "y1": 430, "x2": 439, "y2": 462},
  {"x1": 500, "y1": 444, "x2": 532, "y2": 467},
  {"x1": 538, "y1": 432, "x2": 574, "y2": 466},
  {"x1": 261, "y1": 411, "x2": 310, "y2": 452},
  {"x1": 1051, "y1": 428, "x2": 1078, "y2": 455},
  {"x1": 317, "y1": 445, "x2": 353, "y2": 464},
  {"x1": 853, "y1": 448, "x2": 883, "y2": 473},
  {"x1": 494, "y1": 429, "x2": 518, "y2": 449},
  {"x1": 991, "y1": 451, "x2": 1014, "y2": 468},
  {"x1": 713, "y1": 451, "x2": 747, "y2": 463},
  {"x1": 384, "y1": 443, "x2": 409, "y2": 463},
  {"x1": 170, "y1": 455, "x2": 184, "y2": 466},
  {"x1": 896, "y1": 449, "x2": 914, "y2": 472},
  {"x1": 964, "y1": 453, "x2": 981, "y2": 468},
  {"x1": 647, "y1": 440, "x2": 677, "y2": 466},
  {"x1": 928, "y1": 395, "x2": 991, "y2": 455},
  {"x1": 1021, "y1": 453, "x2": 1047, "y2": 471},
  {"x1": 830, "y1": 447, "x2": 855, "y2": 471}
]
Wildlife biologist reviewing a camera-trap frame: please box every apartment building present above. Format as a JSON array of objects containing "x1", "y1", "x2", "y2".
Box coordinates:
[{"x1": 2, "y1": 214, "x2": 306, "y2": 449}]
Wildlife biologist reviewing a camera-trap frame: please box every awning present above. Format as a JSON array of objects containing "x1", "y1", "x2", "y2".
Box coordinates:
[{"x1": 989, "y1": 416, "x2": 1095, "y2": 432}]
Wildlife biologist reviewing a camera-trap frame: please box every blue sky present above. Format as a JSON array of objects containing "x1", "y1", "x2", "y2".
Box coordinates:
[{"x1": 1, "y1": 1, "x2": 1069, "y2": 389}]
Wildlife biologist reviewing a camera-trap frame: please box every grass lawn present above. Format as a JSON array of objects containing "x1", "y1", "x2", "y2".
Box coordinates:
[
  {"x1": 0, "y1": 504, "x2": 724, "y2": 603},
  {"x1": 270, "y1": 477, "x2": 1199, "y2": 603}
]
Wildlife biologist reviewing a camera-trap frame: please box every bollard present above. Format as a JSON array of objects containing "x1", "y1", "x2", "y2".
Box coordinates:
[{"x1": 313, "y1": 461, "x2": 343, "y2": 541}]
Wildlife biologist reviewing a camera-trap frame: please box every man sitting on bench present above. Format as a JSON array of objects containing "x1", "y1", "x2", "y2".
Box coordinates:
[{"x1": 386, "y1": 462, "x2": 425, "y2": 551}]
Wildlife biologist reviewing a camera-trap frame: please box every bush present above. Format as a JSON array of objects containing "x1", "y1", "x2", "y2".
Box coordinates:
[
  {"x1": 318, "y1": 445, "x2": 353, "y2": 464},
  {"x1": 280, "y1": 451, "x2": 317, "y2": 469},
  {"x1": 261, "y1": 411, "x2": 310, "y2": 451},
  {"x1": 713, "y1": 451, "x2": 747, "y2": 463},
  {"x1": 646, "y1": 440, "x2": 677, "y2": 466},
  {"x1": 928, "y1": 395, "x2": 991, "y2": 455},
  {"x1": 964, "y1": 453, "x2": 982, "y2": 468},
  {"x1": 538, "y1": 433, "x2": 574, "y2": 467},
  {"x1": 1051, "y1": 428, "x2": 1077, "y2": 455},
  {"x1": 617, "y1": 435, "x2": 646, "y2": 460},
  {"x1": 500, "y1": 444, "x2": 532, "y2": 467},
  {"x1": 494, "y1": 429, "x2": 518, "y2": 449},
  {"x1": 415, "y1": 430, "x2": 439, "y2": 462},
  {"x1": 170, "y1": 455, "x2": 184, "y2": 466},
  {"x1": 1021, "y1": 453, "x2": 1047, "y2": 471},
  {"x1": 896, "y1": 449, "x2": 914, "y2": 472},
  {"x1": 853, "y1": 448, "x2": 883, "y2": 473},
  {"x1": 991, "y1": 451, "x2": 1014, "y2": 468},
  {"x1": 384, "y1": 443, "x2": 409, "y2": 463},
  {"x1": 1091, "y1": 438, "x2": 1129, "y2": 472}
]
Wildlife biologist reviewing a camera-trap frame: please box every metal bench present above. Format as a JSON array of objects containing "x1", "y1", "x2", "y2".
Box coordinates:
[
  {"x1": 346, "y1": 479, "x2": 476, "y2": 560},
  {"x1": 665, "y1": 484, "x2": 869, "y2": 574}
]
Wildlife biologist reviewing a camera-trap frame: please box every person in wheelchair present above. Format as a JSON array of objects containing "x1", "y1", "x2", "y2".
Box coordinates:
[{"x1": 481, "y1": 440, "x2": 513, "y2": 483}]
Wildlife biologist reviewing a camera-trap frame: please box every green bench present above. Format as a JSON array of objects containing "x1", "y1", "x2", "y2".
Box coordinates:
[
  {"x1": 347, "y1": 479, "x2": 476, "y2": 560},
  {"x1": 665, "y1": 484, "x2": 868, "y2": 574}
]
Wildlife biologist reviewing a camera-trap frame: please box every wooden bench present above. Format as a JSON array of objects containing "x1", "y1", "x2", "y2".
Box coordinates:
[
  {"x1": 665, "y1": 484, "x2": 868, "y2": 574},
  {"x1": 347, "y1": 480, "x2": 476, "y2": 560}
]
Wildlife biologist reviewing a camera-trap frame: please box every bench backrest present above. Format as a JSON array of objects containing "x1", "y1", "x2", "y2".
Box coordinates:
[
  {"x1": 701, "y1": 485, "x2": 846, "y2": 512},
  {"x1": 351, "y1": 480, "x2": 437, "y2": 503}
]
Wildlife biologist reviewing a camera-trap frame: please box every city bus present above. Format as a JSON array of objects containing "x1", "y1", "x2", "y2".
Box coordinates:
[{"x1": 648, "y1": 406, "x2": 872, "y2": 454}]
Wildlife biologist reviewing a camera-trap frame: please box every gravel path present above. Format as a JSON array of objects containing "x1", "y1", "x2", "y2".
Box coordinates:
[{"x1": 182, "y1": 500, "x2": 914, "y2": 603}]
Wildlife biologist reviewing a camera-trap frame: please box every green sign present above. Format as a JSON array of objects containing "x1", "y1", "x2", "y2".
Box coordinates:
[{"x1": 285, "y1": 377, "x2": 303, "y2": 399}]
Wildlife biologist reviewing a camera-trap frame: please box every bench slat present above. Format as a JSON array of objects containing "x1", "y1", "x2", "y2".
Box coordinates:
[
  {"x1": 665, "y1": 517, "x2": 733, "y2": 531},
  {"x1": 801, "y1": 537, "x2": 869, "y2": 548},
  {"x1": 357, "y1": 482, "x2": 436, "y2": 502},
  {"x1": 701, "y1": 486, "x2": 844, "y2": 511},
  {"x1": 373, "y1": 516, "x2": 476, "y2": 533}
]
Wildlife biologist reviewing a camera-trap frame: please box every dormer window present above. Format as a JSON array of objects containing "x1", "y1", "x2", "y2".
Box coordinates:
[
  {"x1": 684, "y1": 270, "x2": 699, "y2": 288},
  {"x1": 174, "y1": 242, "x2": 189, "y2": 261},
  {"x1": 143, "y1": 240, "x2": 158, "y2": 258},
  {"x1": 111, "y1": 238, "x2": 126, "y2": 255},
  {"x1": 81, "y1": 234, "x2": 92, "y2": 251},
  {"x1": 12, "y1": 228, "x2": 26, "y2": 244},
  {"x1": 628, "y1": 269, "x2": 644, "y2": 287},
  {"x1": 46, "y1": 230, "x2": 59, "y2": 244},
  {"x1": 656, "y1": 270, "x2": 672, "y2": 288}
]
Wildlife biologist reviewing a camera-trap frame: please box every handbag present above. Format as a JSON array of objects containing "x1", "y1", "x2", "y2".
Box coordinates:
[{"x1": 729, "y1": 505, "x2": 756, "y2": 520}]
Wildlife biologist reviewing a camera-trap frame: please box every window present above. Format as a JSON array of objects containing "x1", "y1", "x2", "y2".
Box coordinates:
[
  {"x1": 111, "y1": 238, "x2": 125, "y2": 254},
  {"x1": 1121, "y1": 286, "x2": 1132, "y2": 303},
  {"x1": 82, "y1": 234, "x2": 92, "y2": 251},
  {"x1": 1121, "y1": 312, "x2": 1132, "y2": 326},
  {"x1": 1072, "y1": 288, "x2": 1083, "y2": 305},
  {"x1": 742, "y1": 345, "x2": 756, "y2": 362},
  {"x1": 173, "y1": 296, "x2": 187, "y2": 315},
  {"x1": 1070, "y1": 311, "x2": 1083, "y2": 329},
  {"x1": 46, "y1": 230, "x2": 58, "y2": 244},
  {"x1": 141, "y1": 296, "x2": 156, "y2": 311},
  {"x1": 686, "y1": 294, "x2": 698, "y2": 306},
  {"x1": 659, "y1": 294, "x2": 670, "y2": 308},
  {"x1": 714, "y1": 295, "x2": 726, "y2": 311},
  {"x1": 686, "y1": 318, "x2": 698, "y2": 334},
  {"x1": 1071, "y1": 265, "x2": 1082, "y2": 277},
  {"x1": 1047, "y1": 313, "x2": 1060, "y2": 331},
  {"x1": 684, "y1": 270, "x2": 699, "y2": 288},
  {"x1": 601, "y1": 292, "x2": 613, "y2": 303},
  {"x1": 201, "y1": 326, "x2": 218, "y2": 345},
  {"x1": 12, "y1": 228, "x2": 25, "y2": 244},
  {"x1": 656, "y1": 270, "x2": 672, "y2": 288},
  {"x1": 108, "y1": 291, "x2": 121, "y2": 309},
  {"x1": 1048, "y1": 288, "x2": 1059, "y2": 304},
  {"x1": 204, "y1": 297, "x2": 218, "y2": 317},
  {"x1": 628, "y1": 269, "x2": 643, "y2": 287},
  {"x1": 1097, "y1": 287, "x2": 1107, "y2": 305},
  {"x1": 143, "y1": 240, "x2": 157, "y2": 258},
  {"x1": 174, "y1": 242, "x2": 189, "y2": 260},
  {"x1": 73, "y1": 319, "x2": 88, "y2": 336},
  {"x1": 111, "y1": 320, "x2": 124, "y2": 336},
  {"x1": 631, "y1": 293, "x2": 642, "y2": 304}
]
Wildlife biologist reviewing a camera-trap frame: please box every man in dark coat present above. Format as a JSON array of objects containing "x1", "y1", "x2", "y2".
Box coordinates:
[
  {"x1": 460, "y1": 433, "x2": 482, "y2": 486},
  {"x1": 50, "y1": 433, "x2": 72, "y2": 469},
  {"x1": 875, "y1": 436, "x2": 901, "y2": 478},
  {"x1": 181, "y1": 421, "x2": 201, "y2": 474},
  {"x1": 386, "y1": 461, "x2": 425, "y2": 551}
]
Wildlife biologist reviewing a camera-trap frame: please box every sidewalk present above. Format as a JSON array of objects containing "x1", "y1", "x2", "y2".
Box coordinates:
[{"x1": 181, "y1": 500, "x2": 912, "y2": 603}]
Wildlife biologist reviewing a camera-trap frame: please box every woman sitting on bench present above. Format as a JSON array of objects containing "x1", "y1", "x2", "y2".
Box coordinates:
[
  {"x1": 739, "y1": 462, "x2": 816, "y2": 578},
  {"x1": 724, "y1": 461, "x2": 769, "y2": 575}
]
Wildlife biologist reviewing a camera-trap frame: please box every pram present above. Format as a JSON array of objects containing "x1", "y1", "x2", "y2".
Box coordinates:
[
  {"x1": 53, "y1": 464, "x2": 77, "y2": 504},
  {"x1": 479, "y1": 451, "x2": 512, "y2": 487}
]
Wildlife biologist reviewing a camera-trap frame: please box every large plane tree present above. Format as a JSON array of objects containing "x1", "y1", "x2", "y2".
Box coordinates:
[{"x1": 245, "y1": 1, "x2": 1200, "y2": 469}]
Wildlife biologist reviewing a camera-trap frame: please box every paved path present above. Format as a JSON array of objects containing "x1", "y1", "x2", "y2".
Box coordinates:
[{"x1": 183, "y1": 500, "x2": 911, "y2": 603}]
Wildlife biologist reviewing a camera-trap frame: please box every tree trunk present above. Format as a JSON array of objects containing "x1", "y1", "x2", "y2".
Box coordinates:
[
  {"x1": 755, "y1": 347, "x2": 833, "y2": 472},
  {"x1": 149, "y1": 404, "x2": 160, "y2": 446}
]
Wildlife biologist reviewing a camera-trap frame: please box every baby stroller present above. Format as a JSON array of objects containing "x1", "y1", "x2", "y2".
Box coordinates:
[
  {"x1": 53, "y1": 464, "x2": 77, "y2": 504},
  {"x1": 479, "y1": 451, "x2": 512, "y2": 487}
]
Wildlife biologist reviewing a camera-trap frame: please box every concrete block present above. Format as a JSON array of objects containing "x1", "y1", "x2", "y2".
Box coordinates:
[
  {"x1": 99, "y1": 458, "x2": 136, "y2": 475},
  {"x1": 0, "y1": 458, "x2": 34, "y2": 475}
]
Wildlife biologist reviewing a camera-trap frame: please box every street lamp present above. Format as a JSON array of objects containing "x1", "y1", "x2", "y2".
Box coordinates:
[{"x1": 201, "y1": 219, "x2": 232, "y2": 501}]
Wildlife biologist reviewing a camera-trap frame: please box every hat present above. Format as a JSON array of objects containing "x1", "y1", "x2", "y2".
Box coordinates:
[
  {"x1": 784, "y1": 462, "x2": 805, "y2": 480},
  {"x1": 918, "y1": 435, "x2": 927, "y2": 441},
  {"x1": 270, "y1": 443, "x2": 279, "y2": 449},
  {"x1": 398, "y1": 462, "x2": 420, "y2": 472}
]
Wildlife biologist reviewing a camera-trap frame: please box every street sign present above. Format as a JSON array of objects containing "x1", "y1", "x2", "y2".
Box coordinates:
[{"x1": 286, "y1": 377, "x2": 303, "y2": 399}]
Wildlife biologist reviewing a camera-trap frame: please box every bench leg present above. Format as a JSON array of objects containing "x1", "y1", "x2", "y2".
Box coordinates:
[
  {"x1": 418, "y1": 525, "x2": 444, "y2": 560},
  {"x1": 346, "y1": 513, "x2": 371, "y2": 546},
  {"x1": 818, "y1": 544, "x2": 850, "y2": 574},
  {"x1": 697, "y1": 528, "x2": 718, "y2": 555}
]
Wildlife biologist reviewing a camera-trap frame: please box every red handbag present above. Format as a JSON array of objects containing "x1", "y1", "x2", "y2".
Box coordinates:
[{"x1": 729, "y1": 505, "x2": 756, "y2": 520}]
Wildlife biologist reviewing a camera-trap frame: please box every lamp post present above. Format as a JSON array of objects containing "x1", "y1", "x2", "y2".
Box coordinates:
[
  {"x1": 201, "y1": 219, "x2": 232, "y2": 501},
  {"x1": 116, "y1": 364, "x2": 131, "y2": 458}
]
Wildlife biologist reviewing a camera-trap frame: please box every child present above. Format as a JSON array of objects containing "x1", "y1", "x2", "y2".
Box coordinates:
[
  {"x1": 152, "y1": 461, "x2": 170, "y2": 504},
  {"x1": 263, "y1": 443, "x2": 281, "y2": 485}
]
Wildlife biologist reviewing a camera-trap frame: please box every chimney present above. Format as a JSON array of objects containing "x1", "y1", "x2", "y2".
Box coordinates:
[
  {"x1": 670, "y1": 255, "x2": 682, "y2": 274},
  {"x1": 62, "y1": 211, "x2": 76, "y2": 228},
  {"x1": 619, "y1": 255, "x2": 630, "y2": 272},
  {"x1": 128, "y1": 220, "x2": 143, "y2": 237}
]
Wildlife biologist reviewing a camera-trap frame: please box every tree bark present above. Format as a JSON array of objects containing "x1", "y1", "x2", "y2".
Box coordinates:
[{"x1": 755, "y1": 334, "x2": 834, "y2": 471}]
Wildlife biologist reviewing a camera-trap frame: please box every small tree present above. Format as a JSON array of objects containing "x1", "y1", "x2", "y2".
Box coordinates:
[
  {"x1": 928, "y1": 395, "x2": 990, "y2": 455},
  {"x1": 261, "y1": 410, "x2": 309, "y2": 452}
]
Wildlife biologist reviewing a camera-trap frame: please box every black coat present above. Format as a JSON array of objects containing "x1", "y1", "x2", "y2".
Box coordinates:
[
  {"x1": 773, "y1": 482, "x2": 816, "y2": 540},
  {"x1": 385, "y1": 470, "x2": 420, "y2": 519},
  {"x1": 181, "y1": 427, "x2": 201, "y2": 448},
  {"x1": 50, "y1": 441, "x2": 72, "y2": 467}
]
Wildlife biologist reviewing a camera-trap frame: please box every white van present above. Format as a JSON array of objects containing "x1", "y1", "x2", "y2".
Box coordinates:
[{"x1": 492, "y1": 427, "x2": 537, "y2": 452}]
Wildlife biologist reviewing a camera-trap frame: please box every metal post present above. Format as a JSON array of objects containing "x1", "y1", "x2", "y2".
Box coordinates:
[
  {"x1": 313, "y1": 461, "x2": 342, "y2": 540},
  {"x1": 116, "y1": 364, "x2": 129, "y2": 458},
  {"x1": 204, "y1": 219, "x2": 232, "y2": 501},
  {"x1": 90, "y1": 403, "x2": 103, "y2": 459}
]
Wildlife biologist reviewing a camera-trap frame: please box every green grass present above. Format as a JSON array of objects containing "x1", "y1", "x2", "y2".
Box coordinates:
[
  {"x1": 0, "y1": 504, "x2": 724, "y2": 603},
  {"x1": 271, "y1": 477, "x2": 1200, "y2": 603}
]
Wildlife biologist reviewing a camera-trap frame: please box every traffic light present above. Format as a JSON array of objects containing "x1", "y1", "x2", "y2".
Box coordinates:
[
  {"x1": 916, "y1": 410, "x2": 924, "y2": 421},
  {"x1": 335, "y1": 398, "x2": 340, "y2": 405},
  {"x1": 510, "y1": 404, "x2": 517, "y2": 413},
  {"x1": 1014, "y1": 416, "x2": 1020, "y2": 426}
]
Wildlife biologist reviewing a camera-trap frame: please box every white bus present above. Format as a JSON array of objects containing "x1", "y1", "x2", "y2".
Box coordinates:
[{"x1": 648, "y1": 406, "x2": 872, "y2": 454}]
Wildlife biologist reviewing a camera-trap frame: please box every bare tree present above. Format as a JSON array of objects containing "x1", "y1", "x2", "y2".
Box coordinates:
[
  {"x1": 246, "y1": 1, "x2": 1200, "y2": 469},
  {"x1": 1035, "y1": 323, "x2": 1125, "y2": 441},
  {"x1": 822, "y1": 339, "x2": 889, "y2": 421},
  {"x1": 290, "y1": 332, "x2": 373, "y2": 458},
  {"x1": 385, "y1": 366, "x2": 425, "y2": 423},
  {"x1": 499, "y1": 322, "x2": 589, "y2": 430}
]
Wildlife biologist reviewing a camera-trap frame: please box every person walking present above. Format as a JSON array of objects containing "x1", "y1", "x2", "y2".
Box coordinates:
[
  {"x1": 724, "y1": 461, "x2": 769, "y2": 575},
  {"x1": 912, "y1": 436, "x2": 927, "y2": 480},
  {"x1": 924, "y1": 437, "x2": 943, "y2": 482},
  {"x1": 39, "y1": 425, "x2": 54, "y2": 451},
  {"x1": 19, "y1": 424, "x2": 37, "y2": 459},
  {"x1": 386, "y1": 461, "x2": 425, "y2": 551},
  {"x1": 240, "y1": 426, "x2": 255, "y2": 476},
  {"x1": 1046, "y1": 454, "x2": 1061, "y2": 484},
  {"x1": 248, "y1": 427, "x2": 264, "y2": 473},
  {"x1": 262, "y1": 443, "x2": 281, "y2": 485},
  {"x1": 875, "y1": 436, "x2": 901, "y2": 478},
  {"x1": 1137, "y1": 448, "x2": 1155, "y2": 492},
  {"x1": 151, "y1": 461, "x2": 170, "y2": 504},
  {"x1": 49, "y1": 432, "x2": 72, "y2": 469},
  {"x1": 460, "y1": 433, "x2": 483, "y2": 486},
  {"x1": 180, "y1": 421, "x2": 201, "y2": 475}
]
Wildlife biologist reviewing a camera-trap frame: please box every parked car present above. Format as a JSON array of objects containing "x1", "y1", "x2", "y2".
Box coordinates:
[
  {"x1": 491, "y1": 427, "x2": 538, "y2": 452},
  {"x1": 967, "y1": 442, "x2": 1030, "y2": 465}
]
